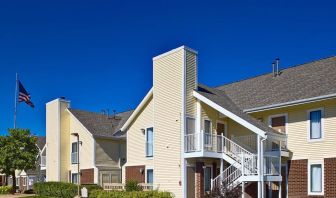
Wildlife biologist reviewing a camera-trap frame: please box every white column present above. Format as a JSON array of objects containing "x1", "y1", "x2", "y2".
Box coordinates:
[
  {"x1": 268, "y1": 181, "x2": 272, "y2": 198},
  {"x1": 261, "y1": 138, "x2": 265, "y2": 198},
  {"x1": 257, "y1": 135, "x2": 262, "y2": 198},
  {"x1": 278, "y1": 181, "x2": 282, "y2": 198},
  {"x1": 196, "y1": 100, "x2": 202, "y2": 151}
]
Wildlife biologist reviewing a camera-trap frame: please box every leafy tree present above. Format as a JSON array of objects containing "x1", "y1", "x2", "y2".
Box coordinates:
[{"x1": 0, "y1": 129, "x2": 39, "y2": 193}]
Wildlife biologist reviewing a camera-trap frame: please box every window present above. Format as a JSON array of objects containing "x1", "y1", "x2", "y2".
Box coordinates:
[
  {"x1": 309, "y1": 163, "x2": 323, "y2": 195},
  {"x1": 270, "y1": 115, "x2": 287, "y2": 133},
  {"x1": 16, "y1": 177, "x2": 19, "y2": 186},
  {"x1": 71, "y1": 142, "x2": 78, "y2": 164},
  {"x1": 146, "y1": 127, "x2": 153, "y2": 157},
  {"x1": 204, "y1": 120, "x2": 212, "y2": 147},
  {"x1": 309, "y1": 110, "x2": 322, "y2": 140},
  {"x1": 186, "y1": 117, "x2": 195, "y2": 134},
  {"x1": 147, "y1": 169, "x2": 153, "y2": 183},
  {"x1": 204, "y1": 120, "x2": 211, "y2": 134},
  {"x1": 71, "y1": 173, "x2": 78, "y2": 184},
  {"x1": 22, "y1": 177, "x2": 27, "y2": 186}
]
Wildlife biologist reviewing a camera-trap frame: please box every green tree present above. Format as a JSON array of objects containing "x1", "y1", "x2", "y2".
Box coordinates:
[{"x1": 0, "y1": 129, "x2": 39, "y2": 193}]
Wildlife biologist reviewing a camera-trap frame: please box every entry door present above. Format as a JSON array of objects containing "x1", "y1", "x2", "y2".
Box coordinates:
[
  {"x1": 187, "y1": 167, "x2": 195, "y2": 198},
  {"x1": 216, "y1": 122, "x2": 226, "y2": 136},
  {"x1": 204, "y1": 167, "x2": 212, "y2": 193}
]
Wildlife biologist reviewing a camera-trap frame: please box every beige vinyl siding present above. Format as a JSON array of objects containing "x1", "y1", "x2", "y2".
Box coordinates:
[
  {"x1": 251, "y1": 98, "x2": 336, "y2": 160},
  {"x1": 153, "y1": 49, "x2": 184, "y2": 197},
  {"x1": 125, "y1": 96, "x2": 154, "y2": 170},
  {"x1": 60, "y1": 102, "x2": 70, "y2": 182},
  {"x1": 95, "y1": 139, "x2": 124, "y2": 168},
  {"x1": 46, "y1": 99, "x2": 61, "y2": 181},
  {"x1": 69, "y1": 114, "x2": 95, "y2": 173},
  {"x1": 186, "y1": 51, "x2": 197, "y2": 116}
]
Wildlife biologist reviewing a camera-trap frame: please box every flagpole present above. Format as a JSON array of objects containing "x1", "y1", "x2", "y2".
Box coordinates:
[{"x1": 14, "y1": 73, "x2": 18, "y2": 129}]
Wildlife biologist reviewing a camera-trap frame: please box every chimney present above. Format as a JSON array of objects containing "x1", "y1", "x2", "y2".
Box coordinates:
[{"x1": 272, "y1": 62, "x2": 276, "y2": 77}]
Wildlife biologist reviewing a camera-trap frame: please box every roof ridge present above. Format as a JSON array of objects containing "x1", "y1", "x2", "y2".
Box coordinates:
[
  {"x1": 68, "y1": 108, "x2": 134, "y2": 116},
  {"x1": 216, "y1": 55, "x2": 336, "y2": 88}
]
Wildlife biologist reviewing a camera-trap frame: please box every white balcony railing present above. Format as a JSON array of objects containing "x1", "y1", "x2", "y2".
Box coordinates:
[
  {"x1": 264, "y1": 155, "x2": 280, "y2": 175},
  {"x1": 40, "y1": 156, "x2": 46, "y2": 167},
  {"x1": 71, "y1": 152, "x2": 78, "y2": 164}
]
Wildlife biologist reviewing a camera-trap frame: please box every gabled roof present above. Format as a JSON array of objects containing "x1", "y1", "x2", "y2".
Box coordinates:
[
  {"x1": 217, "y1": 56, "x2": 336, "y2": 111},
  {"x1": 195, "y1": 84, "x2": 285, "y2": 139},
  {"x1": 68, "y1": 108, "x2": 133, "y2": 139},
  {"x1": 36, "y1": 136, "x2": 46, "y2": 150}
]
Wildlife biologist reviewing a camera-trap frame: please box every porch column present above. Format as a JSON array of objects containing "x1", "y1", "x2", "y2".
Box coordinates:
[
  {"x1": 242, "y1": 181, "x2": 245, "y2": 198},
  {"x1": 196, "y1": 99, "x2": 202, "y2": 150},
  {"x1": 257, "y1": 135, "x2": 262, "y2": 198},
  {"x1": 195, "y1": 162, "x2": 204, "y2": 198},
  {"x1": 278, "y1": 181, "x2": 282, "y2": 198},
  {"x1": 268, "y1": 182, "x2": 272, "y2": 198}
]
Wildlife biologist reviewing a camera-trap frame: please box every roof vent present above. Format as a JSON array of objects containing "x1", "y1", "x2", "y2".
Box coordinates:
[
  {"x1": 60, "y1": 96, "x2": 66, "y2": 99},
  {"x1": 272, "y1": 58, "x2": 280, "y2": 77}
]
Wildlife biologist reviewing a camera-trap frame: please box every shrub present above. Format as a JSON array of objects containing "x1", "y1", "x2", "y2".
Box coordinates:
[
  {"x1": 125, "y1": 180, "x2": 142, "y2": 191},
  {"x1": 0, "y1": 186, "x2": 12, "y2": 194},
  {"x1": 34, "y1": 182, "x2": 102, "y2": 198},
  {"x1": 90, "y1": 189, "x2": 173, "y2": 198}
]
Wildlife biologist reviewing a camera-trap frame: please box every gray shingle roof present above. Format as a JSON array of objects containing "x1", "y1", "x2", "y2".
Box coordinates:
[
  {"x1": 216, "y1": 56, "x2": 336, "y2": 111},
  {"x1": 36, "y1": 136, "x2": 46, "y2": 150},
  {"x1": 68, "y1": 109, "x2": 133, "y2": 139},
  {"x1": 196, "y1": 84, "x2": 284, "y2": 137}
]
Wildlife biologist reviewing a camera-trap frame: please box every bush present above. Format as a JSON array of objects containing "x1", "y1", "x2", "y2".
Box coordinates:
[
  {"x1": 90, "y1": 189, "x2": 173, "y2": 198},
  {"x1": 0, "y1": 186, "x2": 12, "y2": 194},
  {"x1": 34, "y1": 182, "x2": 102, "y2": 198},
  {"x1": 125, "y1": 180, "x2": 142, "y2": 191}
]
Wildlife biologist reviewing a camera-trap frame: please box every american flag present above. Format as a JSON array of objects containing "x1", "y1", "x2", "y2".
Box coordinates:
[{"x1": 18, "y1": 81, "x2": 34, "y2": 108}]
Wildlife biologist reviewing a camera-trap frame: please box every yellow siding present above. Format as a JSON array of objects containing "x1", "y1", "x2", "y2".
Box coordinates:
[
  {"x1": 251, "y1": 98, "x2": 336, "y2": 160},
  {"x1": 153, "y1": 49, "x2": 184, "y2": 197},
  {"x1": 60, "y1": 102, "x2": 70, "y2": 182},
  {"x1": 69, "y1": 115, "x2": 95, "y2": 173},
  {"x1": 186, "y1": 51, "x2": 197, "y2": 116},
  {"x1": 95, "y1": 139, "x2": 124, "y2": 168},
  {"x1": 46, "y1": 99, "x2": 60, "y2": 181}
]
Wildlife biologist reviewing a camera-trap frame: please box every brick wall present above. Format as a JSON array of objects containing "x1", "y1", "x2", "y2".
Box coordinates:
[
  {"x1": 81, "y1": 168, "x2": 94, "y2": 184},
  {"x1": 324, "y1": 158, "x2": 336, "y2": 198},
  {"x1": 195, "y1": 162, "x2": 204, "y2": 198},
  {"x1": 288, "y1": 159, "x2": 308, "y2": 197},
  {"x1": 125, "y1": 165, "x2": 145, "y2": 183}
]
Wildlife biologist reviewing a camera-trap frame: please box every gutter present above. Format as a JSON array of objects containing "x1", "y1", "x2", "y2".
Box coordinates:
[{"x1": 244, "y1": 93, "x2": 336, "y2": 113}]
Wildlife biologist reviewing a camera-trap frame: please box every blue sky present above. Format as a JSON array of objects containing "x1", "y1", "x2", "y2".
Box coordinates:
[{"x1": 0, "y1": 0, "x2": 335, "y2": 136}]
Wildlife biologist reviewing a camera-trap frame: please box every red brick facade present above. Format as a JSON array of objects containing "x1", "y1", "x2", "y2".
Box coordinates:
[
  {"x1": 125, "y1": 165, "x2": 145, "y2": 183},
  {"x1": 288, "y1": 159, "x2": 308, "y2": 197},
  {"x1": 195, "y1": 162, "x2": 204, "y2": 198},
  {"x1": 324, "y1": 158, "x2": 336, "y2": 198},
  {"x1": 80, "y1": 168, "x2": 94, "y2": 184}
]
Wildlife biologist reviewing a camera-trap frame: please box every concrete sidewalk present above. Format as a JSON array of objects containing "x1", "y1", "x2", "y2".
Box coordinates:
[{"x1": 0, "y1": 194, "x2": 35, "y2": 198}]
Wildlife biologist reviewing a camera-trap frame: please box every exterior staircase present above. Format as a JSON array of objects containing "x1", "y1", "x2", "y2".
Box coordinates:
[{"x1": 211, "y1": 135, "x2": 258, "y2": 193}]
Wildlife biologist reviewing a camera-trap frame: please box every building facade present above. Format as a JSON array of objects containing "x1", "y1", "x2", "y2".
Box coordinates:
[
  {"x1": 45, "y1": 99, "x2": 131, "y2": 187},
  {"x1": 121, "y1": 46, "x2": 336, "y2": 198}
]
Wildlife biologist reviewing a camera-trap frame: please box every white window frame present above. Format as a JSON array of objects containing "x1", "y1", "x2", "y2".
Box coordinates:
[
  {"x1": 203, "y1": 118, "x2": 212, "y2": 134},
  {"x1": 145, "y1": 167, "x2": 154, "y2": 184},
  {"x1": 71, "y1": 173, "x2": 78, "y2": 184},
  {"x1": 145, "y1": 127, "x2": 154, "y2": 158},
  {"x1": 16, "y1": 177, "x2": 19, "y2": 186},
  {"x1": 307, "y1": 108, "x2": 324, "y2": 142},
  {"x1": 308, "y1": 160, "x2": 324, "y2": 196},
  {"x1": 186, "y1": 116, "x2": 196, "y2": 134},
  {"x1": 216, "y1": 120, "x2": 227, "y2": 137},
  {"x1": 268, "y1": 113, "x2": 288, "y2": 134},
  {"x1": 71, "y1": 142, "x2": 78, "y2": 164}
]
